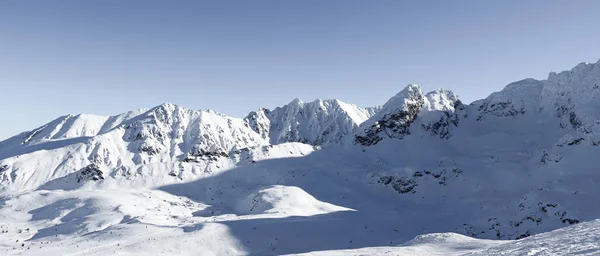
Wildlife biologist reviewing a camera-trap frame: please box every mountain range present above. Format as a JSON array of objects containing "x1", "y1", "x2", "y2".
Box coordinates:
[{"x1": 2, "y1": 59, "x2": 600, "y2": 255}]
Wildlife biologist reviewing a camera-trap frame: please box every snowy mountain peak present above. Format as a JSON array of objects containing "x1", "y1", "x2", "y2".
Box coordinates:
[
  {"x1": 244, "y1": 108, "x2": 271, "y2": 140},
  {"x1": 386, "y1": 84, "x2": 424, "y2": 105},
  {"x1": 373, "y1": 84, "x2": 430, "y2": 118},
  {"x1": 248, "y1": 98, "x2": 378, "y2": 146},
  {"x1": 469, "y1": 59, "x2": 600, "y2": 134},
  {"x1": 355, "y1": 85, "x2": 463, "y2": 145},
  {"x1": 152, "y1": 102, "x2": 178, "y2": 112},
  {"x1": 547, "y1": 59, "x2": 600, "y2": 84},
  {"x1": 424, "y1": 89, "x2": 461, "y2": 112},
  {"x1": 288, "y1": 97, "x2": 304, "y2": 105}
]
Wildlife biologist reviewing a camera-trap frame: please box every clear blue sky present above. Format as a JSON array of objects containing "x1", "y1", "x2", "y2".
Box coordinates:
[{"x1": 1, "y1": 1, "x2": 600, "y2": 140}]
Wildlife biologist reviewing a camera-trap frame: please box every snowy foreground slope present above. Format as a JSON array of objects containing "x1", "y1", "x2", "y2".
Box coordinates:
[{"x1": 3, "y1": 59, "x2": 600, "y2": 255}]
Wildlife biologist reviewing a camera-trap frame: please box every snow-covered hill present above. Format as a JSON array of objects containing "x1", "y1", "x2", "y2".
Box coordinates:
[{"x1": 2, "y1": 59, "x2": 600, "y2": 255}]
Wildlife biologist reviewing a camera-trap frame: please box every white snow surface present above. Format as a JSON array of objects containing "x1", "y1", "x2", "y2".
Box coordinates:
[{"x1": 2, "y1": 59, "x2": 600, "y2": 255}]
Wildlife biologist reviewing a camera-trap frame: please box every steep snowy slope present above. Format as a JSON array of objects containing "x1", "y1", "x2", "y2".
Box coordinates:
[
  {"x1": 465, "y1": 219, "x2": 600, "y2": 256},
  {"x1": 2, "y1": 59, "x2": 600, "y2": 255}
]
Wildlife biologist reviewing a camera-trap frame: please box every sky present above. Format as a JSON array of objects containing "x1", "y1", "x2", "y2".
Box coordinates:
[{"x1": 1, "y1": 1, "x2": 600, "y2": 140}]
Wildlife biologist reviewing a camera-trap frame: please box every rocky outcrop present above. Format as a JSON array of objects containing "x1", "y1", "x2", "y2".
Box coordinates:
[
  {"x1": 120, "y1": 103, "x2": 267, "y2": 165},
  {"x1": 76, "y1": 164, "x2": 104, "y2": 183},
  {"x1": 472, "y1": 78, "x2": 544, "y2": 121},
  {"x1": 421, "y1": 111, "x2": 460, "y2": 139},
  {"x1": 356, "y1": 85, "x2": 425, "y2": 146},
  {"x1": 356, "y1": 85, "x2": 464, "y2": 145},
  {"x1": 420, "y1": 90, "x2": 464, "y2": 140},
  {"x1": 244, "y1": 108, "x2": 271, "y2": 140}
]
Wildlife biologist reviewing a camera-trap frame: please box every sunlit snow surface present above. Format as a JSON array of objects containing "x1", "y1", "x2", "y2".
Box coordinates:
[{"x1": 3, "y1": 60, "x2": 600, "y2": 255}]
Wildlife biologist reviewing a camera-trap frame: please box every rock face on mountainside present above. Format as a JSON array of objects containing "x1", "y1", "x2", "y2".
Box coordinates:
[
  {"x1": 245, "y1": 98, "x2": 379, "y2": 146},
  {"x1": 2, "y1": 59, "x2": 600, "y2": 244},
  {"x1": 355, "y1": 85, "x2": 465, "y2": 145},
  {"x1": 76, "y1": 164, "x2": 104, "y2": 183}
]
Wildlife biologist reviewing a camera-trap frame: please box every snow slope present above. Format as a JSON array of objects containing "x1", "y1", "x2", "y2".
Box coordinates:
[
  {"x1": 2, "y1": 59, "x2": 600, "y2": 255},
  {"x1": 286, "y1": 219, "x2": 600, "y2": 256}
]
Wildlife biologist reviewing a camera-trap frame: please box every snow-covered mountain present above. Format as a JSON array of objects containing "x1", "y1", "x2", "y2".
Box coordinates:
[
  {"x1": 245, "y1": 98, "x2": 379, "y2": 145},
  {"x1": 2, "y1": 59, "x2": 600, "y2": 255},
  {"x1": 355, "y1": 84, "x2": 465, "y2": 145},
  {"x1": 0, "y1": 103, "x2": 271, "y2": 191}
]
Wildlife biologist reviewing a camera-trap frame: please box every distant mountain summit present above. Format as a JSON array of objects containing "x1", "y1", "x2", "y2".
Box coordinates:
[{"x1": 246, "y1": 98, "x2": 379, "y2": 146}]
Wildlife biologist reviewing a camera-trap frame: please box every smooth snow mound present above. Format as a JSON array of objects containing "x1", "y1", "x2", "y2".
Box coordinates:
[
  {"x1": 233, "y1": 185, "x2": 353, "y2": 216},
  {"x1": 404, "y1": 233, "x2": 484, "y2": 246}
]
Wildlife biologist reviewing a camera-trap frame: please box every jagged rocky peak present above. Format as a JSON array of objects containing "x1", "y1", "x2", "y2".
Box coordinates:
[
  {"x1": 423, "y1": 89, "x2": 462, "y2": 111},
  {"x1": 145, "y1": 102, "x2": 190, "y2": 125},
  {"x1": 420, "y1": 89, "x2": 465, "y2": 139},
  {"x1": 543, "y1": 59, "x2": 600, "y2": 133},
  {"x1": 355, "y1": 84, "x2": 464, "y2": 145},
  {"x1": 379, "y1": 84, "x2": 425, "y2": 113},
  {"x1": 122, "y1": 103, "x2": 192, "y2": 156},
  {"x1": 246, "y1": 98, "x2": 379, "y2": 146},
  {"x1": 547, "y1": 59, "x2": 600, "y2": 88},
  {"x1": 244, "y1": 108, "x2": 271, "y2": 140},
  {"x1": 121, "y1": 102, "x2": 268, "y2": 164},
  {"x1": 468, "y1": 59, "x2": 600, "y2": 133},
  {"x1": 355, "y1": 84, "x2": 425, "y2": 146}
]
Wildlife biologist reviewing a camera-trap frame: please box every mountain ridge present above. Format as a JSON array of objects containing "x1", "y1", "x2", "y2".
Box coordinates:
[{"x1": 3, "y1": 59, "x2": 600, "y2": 255}]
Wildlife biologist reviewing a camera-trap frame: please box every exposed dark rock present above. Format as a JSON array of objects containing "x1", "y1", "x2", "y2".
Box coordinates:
[
  {"x1": 378, "y1": 176, "x2": 417, "y2": 194},
  {"x1": 567, "y1": 138, "x2": 584, "y2": 146},
  {"x1": 569, "y1": 112, "x2": 582, "y2": 129},
  {"x1": 451, "y1": 168, "x2": 462, "y2": 177},
  {"x1": 421, "y1": 111, "x2": 460, "y2": 139},
  {"x1": 185, "y1": 148, "x2": 229, "y2": 162},
  {"x1": 476, "y1": 100, "x2": 525, "y2": 121},
  {"x1": 462, "y1": 224, "x2": 485, "y2": 237},
  {"x1": 562, "y1": 218, "x2": 580, "y2": 224},
  {"x1": 539, "y1": 202, "x2": 557, "y2": 213},
  {"x1": 356, "y1": 100, "x2": 423, "y2": 146},
  {"x1": 515, "y1": 232, "x2": 531, "y2": 240},
  {"x1": 540, "y1": 151, "x2": 562, "y2": 164},
  {"x1": 355, "y1": 128, "x2": 384, "y2": 146},
  {"x1": 138, "y1": 145, "x2": 160, "y2": 155},
  {"x1": 509, "y1": 220, "x2": 523, "y2": 227},
  {"x1": 76, "y1": 164, "x2": 104, "y2": 183},
  {"x1": 525, "y1": 215, "x2": 542, "y2": 224}
]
